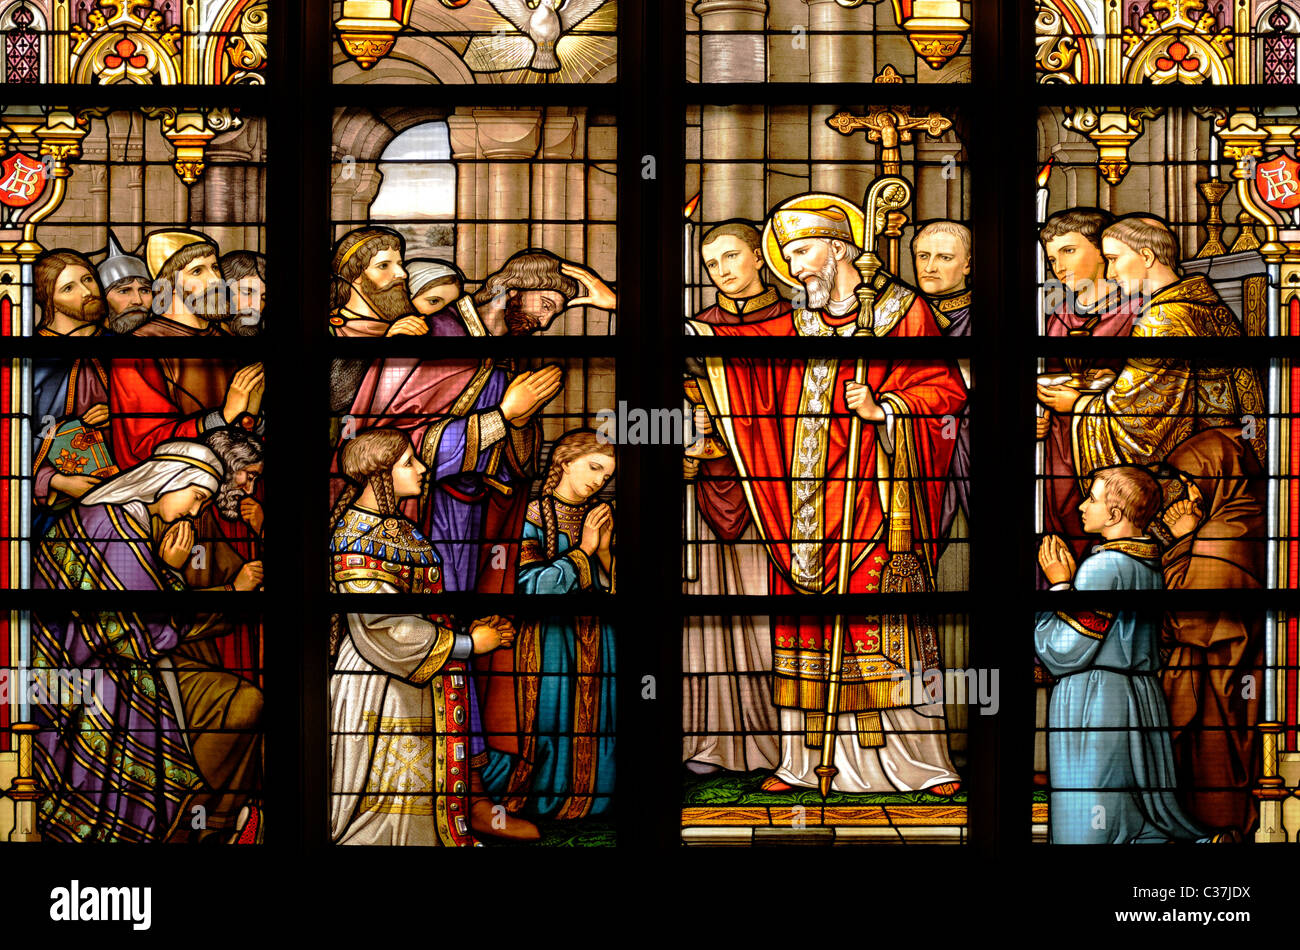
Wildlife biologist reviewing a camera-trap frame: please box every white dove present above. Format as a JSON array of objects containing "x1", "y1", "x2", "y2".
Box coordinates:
[{"x1": 464, "y1": 0, "x2": 613, "y2": 74}]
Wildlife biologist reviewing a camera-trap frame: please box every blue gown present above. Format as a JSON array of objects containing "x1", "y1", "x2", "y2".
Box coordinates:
[
  {"x1": 1035, "y1": 539, "x2": 1208, "y2": 844},
  {"x1": 483, "y1": 500, "x2": 615, "y2": 819}
]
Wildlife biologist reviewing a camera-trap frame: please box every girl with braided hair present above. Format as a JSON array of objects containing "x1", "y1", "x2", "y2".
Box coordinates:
[
  {"x1": 484, "y1": 429, "x2": 616, "y2": 820},
  {"x1": 329, "y1": 427, "x2": 538, "y2": 844}
]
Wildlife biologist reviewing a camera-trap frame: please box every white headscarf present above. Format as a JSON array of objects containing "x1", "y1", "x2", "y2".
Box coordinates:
[
  {"x1": 406, "y1": 259, "x2": 459, "y2": 297},
  {"x1": 82, "y1": 440, "x2": 224, "y2": 508}
]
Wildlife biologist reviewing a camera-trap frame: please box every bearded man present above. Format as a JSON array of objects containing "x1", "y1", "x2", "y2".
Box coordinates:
[
  {"x1": 468, "y1": 248, "x2": 615, "y2": 336},
  {"x1": 220, "y1": 250, "x2": 266, "y2": 337},
  {"x1": 110, "y1": 231, "x2": 264, "y2": 466},
  {"x1": 98, "y1": 231, "x2": 154, "y2": 335},
  {"x1": 31, "y1": 250, "x2": 112, "y2": 534},
  {"x1": 132, "y1": 229, "x2": 228, "y2": 337},
  {"x1": 34, "y1": 249, "x2": 106, "y2": 337},
  {"x1": 328, "y1": 226, "x2": 426, "y2": 337}
]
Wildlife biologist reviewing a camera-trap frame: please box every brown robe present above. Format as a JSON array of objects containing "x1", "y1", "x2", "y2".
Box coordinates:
[
  {"x1": 149, "y1": 514, "x2": 264, "y2": 840},
  {"x1": 1160, "y1": 427, "x2": 1265, "y2": 834},
  {"x1": 132, "y1": 316, "x2": 225, "y2": 337}
]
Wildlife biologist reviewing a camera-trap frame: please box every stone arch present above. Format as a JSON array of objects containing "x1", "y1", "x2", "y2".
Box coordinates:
[
  {"x1": 202, "y1": 0, "x2": 268, "y2": 85},
  {"x1": 334, "y1": 33, "x2": 475, "y2": 85},
  {"x1": 1036, "y1": 0, "x2": 1099, "y2": 83},
  {"x1": 332, "y1": 107, "x2": 455, "y2": 239}
]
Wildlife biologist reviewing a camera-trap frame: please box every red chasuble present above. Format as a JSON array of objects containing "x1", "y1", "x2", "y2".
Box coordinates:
[
  {"x1": 693, "y1": 288, "x2": 793, "y2": 538},
  {"x1": 691, "y1": 277, "x2": 967, "y2": 712}
]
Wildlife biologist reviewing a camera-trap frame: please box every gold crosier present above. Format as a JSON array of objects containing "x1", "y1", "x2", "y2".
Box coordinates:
[
  {"x1": 813, "y1": 175, "x2": 913, "y2": 798},
  {"x1": 811, "y1": 107, "x2": 951, "y2": 797}
]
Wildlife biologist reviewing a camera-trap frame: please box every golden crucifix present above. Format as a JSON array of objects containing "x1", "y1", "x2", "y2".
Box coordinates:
[{"x1": 826, "y1": 106, "x2": 953, "y2": 274}]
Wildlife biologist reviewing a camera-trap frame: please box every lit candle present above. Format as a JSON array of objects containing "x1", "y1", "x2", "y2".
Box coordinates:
[
  {"x1": 1034, "y1": 159, "x2": 1053, "y2": 535},
  {"x1": 1209, "y1": 129, "x2": 1219, "y2": 181}
]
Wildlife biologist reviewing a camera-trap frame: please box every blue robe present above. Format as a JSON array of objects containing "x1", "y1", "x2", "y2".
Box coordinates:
[
  {"x1": 482, "y1": 500, "x2": 615, "y2": 819},
  {"x1": 1035, "y1": 540, "x2": 1208, "y2": 844}
]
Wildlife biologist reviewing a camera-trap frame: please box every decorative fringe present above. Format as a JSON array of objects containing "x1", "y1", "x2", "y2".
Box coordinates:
[
  {"x1": 805, "y1": 712, "x2": 825, "y2": 748},
  {"x1": 802, "y1": 711, "x2": 884, "y2": 748},
  {"x1": 775, "y1": 675, "x2": 903, "y2": 711},
  {"x1": 856, "y1": 711, "x2": 884, "y2": 748}
]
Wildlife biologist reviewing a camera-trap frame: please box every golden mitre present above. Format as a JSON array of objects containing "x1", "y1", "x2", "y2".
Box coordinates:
[
  {"x1": 762, "y1": 193, "x2": 866, "y2": 289},
  {"x1": 145, "y1": 229, "x2": 214, "y2": 280}
]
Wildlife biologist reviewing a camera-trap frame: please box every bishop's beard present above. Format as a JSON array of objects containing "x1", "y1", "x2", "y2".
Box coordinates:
[
  {"x1": 801, "y1": 255, "x2": 839, "y2": 311},
  {"x1": 359, "y1": 274, "x2": 414, "y2": 322}
]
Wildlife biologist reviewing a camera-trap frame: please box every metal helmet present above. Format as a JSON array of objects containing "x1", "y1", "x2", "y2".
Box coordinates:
[{"x1": 97, "y1": 230, "x2": 150, "y2": 290}]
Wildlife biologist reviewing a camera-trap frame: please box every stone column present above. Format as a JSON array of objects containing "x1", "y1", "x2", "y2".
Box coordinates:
[
  {"x1": 200, "y1": 147, "x2": 249, "y2": 257},
  {"x1": 701, "y1": 105, "x2": 766, "y2": 223},
  {"x1": 586, "y1": 119, "x2": 619, "y2": 336},
  {"x1": 448, "y1": 108, "x2": 543, "y2": 283},
  {"x1": 915, "y1": 136, "x2": 964, "y2": 224},
  {"x1": 106, "y1": 111, "x2": 144, "y2": 253},
  {"x1": 447, "y1": 113, "x2": 484, "y2": 282},
  {"x1": 694, "y1": 0, "x2": 768, "y2": 82},
  {"x1": 768, "y1": 0, "x2": 810, "y2": 83},
  {"x1": 241, "y1": 120, "x2": 267, "y2": 252},
  {"x1": 807, "y1": 0, "x2": 872, "y2": 83},
  {"x1": 537, "y1": 110, "x2": 581, "y2": 333},
  {"x1": 767, "y1": 106, "x2": 810, "y2": 208},
  {"x1": 536, "y1": 111, "x2": 580, "y2": 262}
]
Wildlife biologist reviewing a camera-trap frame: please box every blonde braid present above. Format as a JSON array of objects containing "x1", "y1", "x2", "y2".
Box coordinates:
[
  {"x1": 370, "y1": 470, "x2": 398, "y2": 516},
  {"x1": 541, "y1": 463, "x2": 564, "y2": 559}
]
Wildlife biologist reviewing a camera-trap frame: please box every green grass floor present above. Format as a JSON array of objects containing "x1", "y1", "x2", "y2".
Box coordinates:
[{"x1": 683, "y1": 769, "x2": 968, "y2": 807}]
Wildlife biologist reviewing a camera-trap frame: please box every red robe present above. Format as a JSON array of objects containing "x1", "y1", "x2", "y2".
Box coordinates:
[
  {"x1": 693, "y1": 289, "x2": 792, "y2": 538},
  {"x1": 692, "y1": 279, "x2": 966, "y2": 712},
  {"x1": 109, "y1": 357, "x2": 262, "y2": 678}
]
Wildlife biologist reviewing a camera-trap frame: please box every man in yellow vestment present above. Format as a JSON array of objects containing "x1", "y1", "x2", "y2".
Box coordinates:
[{"x1": 1036, "y1": 214, "x2": 1266, "y2": 476}]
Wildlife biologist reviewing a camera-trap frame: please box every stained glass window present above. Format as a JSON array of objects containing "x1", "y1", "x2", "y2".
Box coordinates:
[
  {"x1": 7, "y1": 2, "x2": 1300, "y2": 923},
  {"x1": 681, "y1": 92, "x2": 974, "y2": 842},
  {"x1": 0, "y1": 103, "x2": 268, "y2": 846},
  {"x1": 1033, "y1": 99, "x2": 1300, "y2": 844}
]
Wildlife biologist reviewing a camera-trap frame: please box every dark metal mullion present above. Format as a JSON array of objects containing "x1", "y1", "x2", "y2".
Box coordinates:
[
  {"x1": 960, "y1": 0, "x2": 1005, "y2": 857},
  {"x1": 298, "y1": 0, "x2": 331, "y2": 856},
  {"x1": 628, "y1": 0, "x2": 687, "y2": 849}
]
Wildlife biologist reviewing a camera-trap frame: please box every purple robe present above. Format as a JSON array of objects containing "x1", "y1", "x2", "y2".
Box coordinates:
[
  {"x1": 929, "y1": 290, "x2": 971, "y2": 537},
  {"x1": 344, "y1": 359, "x2": 531, "y2": 592},
  {"x1": 32, "y1": 502, "x2": 204, "y2": 841}
]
